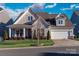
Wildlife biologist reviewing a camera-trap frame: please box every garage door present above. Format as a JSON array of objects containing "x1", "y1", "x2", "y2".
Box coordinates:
[{"x1": 50, "y1": 31, "x2": 68, "y2": 39}]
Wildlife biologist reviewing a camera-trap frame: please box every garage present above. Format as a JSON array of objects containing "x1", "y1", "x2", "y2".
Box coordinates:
[{"x1": 50, "y1": 29, "x2": 68, "y2": 40}]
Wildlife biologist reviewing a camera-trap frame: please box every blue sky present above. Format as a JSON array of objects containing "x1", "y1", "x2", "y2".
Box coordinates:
[{"x1": 1, "y1": 3, "x2": 79, "y2": 19}]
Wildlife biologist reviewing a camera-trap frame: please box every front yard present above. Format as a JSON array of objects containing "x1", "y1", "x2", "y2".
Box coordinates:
[{"x1": 0, "y1": 39, "x2": 54, "y2": 48}]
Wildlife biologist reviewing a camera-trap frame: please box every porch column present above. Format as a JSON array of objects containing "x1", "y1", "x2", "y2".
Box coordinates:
[
  {"x1": 9, "y1": 28, "x2": 11, "y2": 38},
  {"x1": 23, "y1": 28, "x2": 26, "y2": 38}
]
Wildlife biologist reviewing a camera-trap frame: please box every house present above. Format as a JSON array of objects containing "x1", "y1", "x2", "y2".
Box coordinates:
[
  {"x1": 0, "y1": 9, "x2": 13, "y2": 40},
  {"x1": 71, "y1": 10, "x2": 79, "y2": 37},
  {"x1": 7, "y1": 8, "x2": 74, "y2": 40}
]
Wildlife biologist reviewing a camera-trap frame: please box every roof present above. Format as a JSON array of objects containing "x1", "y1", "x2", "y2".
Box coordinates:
[
  {"x1": 13, "y1": 8, "x2": 73, "y2": 29},
  {"x1": 0, "y1": 10, "x2": 10, "y2": 24},
  {"x1": 35, "y1": 12, "x2": 67, "y2": 20},
  {"x1": 49, "y1": 14, "x2": 58, "y2": 19},
  {"x1": 35, "y1": 12, "x2": 58, "y2": 19},
  {"x1": 32, "y1": 16, "x2": 49, "y2": 29},
  {"x1": 7, "y1": 24, "x2": 32, "y2": 29},
  {"x1": 29, "y1": 8, "x2": 38, "y2": 19},
  {"x1": 48, "y1": 14, "x2": 73, "y2": 29},
  {"x1": 0, "y1": 7, "x2": 3, "y2": 11},
  {"x1": 49, "y1": 26, "x2": 73, "y2": 29},
  {"x1": 35, "y1": 12, "x2": 73, "y2": 28},
  {"x1": 74, "y1": 10, "x2": 79, "y2": 16},
  {"x1": 35, "y1": 12, "x2": 49, "y2": 19}
]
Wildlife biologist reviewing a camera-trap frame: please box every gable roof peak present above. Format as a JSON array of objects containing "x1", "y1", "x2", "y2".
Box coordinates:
[
  {"x1": 56, "y1": 13, "x2": 61, "y2": 18},
  {"x1": 28, "y1": 8, "x2": 32, "y2": 12}
]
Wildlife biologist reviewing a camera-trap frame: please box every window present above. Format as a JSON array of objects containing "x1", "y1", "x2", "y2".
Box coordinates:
[
  {"x1": 28, "y1": 16, "x2": 33, "y2": 21},
  {"x1": 58, "y1": 20, "x2": 61, "y2": 24},
  {"x1": 61, "y1": 20, "x2": 63, "y2": 24},
  {"x1": 58, "y1": 20, "x2": 63, "y2": 24}
]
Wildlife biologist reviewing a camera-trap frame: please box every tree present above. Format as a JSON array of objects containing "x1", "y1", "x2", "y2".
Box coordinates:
[{"x1": 47, "y1": 31, "x2": 50, "y2": 40}]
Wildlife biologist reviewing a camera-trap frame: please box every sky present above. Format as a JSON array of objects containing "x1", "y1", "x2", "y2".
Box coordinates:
[{"x1": 1, "y1": 3, "x2": 79, "y2": 19}]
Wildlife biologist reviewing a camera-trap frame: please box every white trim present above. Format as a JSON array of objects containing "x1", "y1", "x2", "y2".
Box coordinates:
[
  {"x1": 9, "y1": 28, "x2": 11, "y2": 38},
  {"x1": 23, "y1": 28, "x2": 26, "y2": 38}
]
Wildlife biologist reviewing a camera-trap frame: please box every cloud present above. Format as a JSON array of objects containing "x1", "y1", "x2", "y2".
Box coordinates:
[
  {"x1": 49, "y1": 12, "x2": 52, "y2": 14},
  {"x1": 61, "y1": 8, "x2": 72, "y2": 11},
  {"x1": 61, "y1": 4, "x2": 76, "y2": 11},
  {"x1": 6, "y1": 8, "x2": 26, "y2": 21},
  {"x1": 28, "y1": 3, "x2": 46, "y2": 12},
  {"x1": 61, "y1": 4, "x2": 79, "y2": 11},
  {"x1": 45, "y1": 3, "x2": 56, "y2": 8},
  {"x1": 0, "y1": 3, "x2": 45, "y2": 20},
  {"x1": 0, "y1": 3, "x2": 6, "y2": 9},
  {"x1": 71, "y1": 4, "x2": 76, "y2": 8},
  {"x1": 31, "y1": 3, "x2": 45, "y2": 9},
  {"x1": 75, "y1": 5, "x2": 79, "y2": 8},
  {"x1": 0, "y1": 4, "x2": 25, "y2": 21},
  {"x1": 6, "y1": 8, "x2": 19, "y2": 19}
]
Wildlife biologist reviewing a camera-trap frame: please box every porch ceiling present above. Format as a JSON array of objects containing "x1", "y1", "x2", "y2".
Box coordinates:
[{"x1": 7, "y1": 24, "x2": 32, "y2": 29}]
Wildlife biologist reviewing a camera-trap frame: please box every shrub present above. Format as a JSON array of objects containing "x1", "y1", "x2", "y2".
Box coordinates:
[
  {"x1": 3, "y1": 30, "x2": 8, "y2": 40},
  {"x1": 47, "y1": 31, "x2": 50, "y2": 40}
]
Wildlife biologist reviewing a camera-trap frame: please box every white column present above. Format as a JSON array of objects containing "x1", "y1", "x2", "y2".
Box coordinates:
[
  {"x1": 23, "y1": 28, "x2": 26, "y2": 38},
  {"x1": 9, "y1": 28, "x2": 11, "y2": 38}
]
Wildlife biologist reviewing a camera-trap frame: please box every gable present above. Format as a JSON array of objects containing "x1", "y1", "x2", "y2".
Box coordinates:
[
  {"x1": 32, "y1": 16, "x2": 48, "y2": 29},
  {"x1": 14, "y1": 8, "x2": 36, "y2": 24}
]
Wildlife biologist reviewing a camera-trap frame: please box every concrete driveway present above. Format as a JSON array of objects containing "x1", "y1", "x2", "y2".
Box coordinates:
[{"x1": 53, "y1": 39, "x2": 79, "y2": 47}]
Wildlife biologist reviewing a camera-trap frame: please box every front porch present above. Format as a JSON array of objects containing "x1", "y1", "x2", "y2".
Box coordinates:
[
  {"x1": 8, "y1": 24, "x2": 47, "y2": 40},
  {"x1": 9, "y1": 28, "x2": 32, "y2": 39},
  {"x1": 8, "y1": 24, "x2": 32, "y2": 39}
]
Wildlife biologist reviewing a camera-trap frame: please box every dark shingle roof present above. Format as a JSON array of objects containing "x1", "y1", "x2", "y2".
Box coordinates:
[
  {"x1": 12, "y1": 8, "x2": 73, "y2": 29},
  {"x1": 74, "y1": 10, "x2": 79, "y2": 16}
]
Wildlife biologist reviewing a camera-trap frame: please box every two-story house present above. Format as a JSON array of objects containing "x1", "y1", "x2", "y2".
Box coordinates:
[{"x1": 7, "y1": 8, "x2": 74, "y2": 40}]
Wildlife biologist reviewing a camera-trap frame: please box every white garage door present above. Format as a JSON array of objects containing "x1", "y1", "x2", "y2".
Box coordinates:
[{"x1": 50, "y1": 31, "x2": 68, "y2": 39}]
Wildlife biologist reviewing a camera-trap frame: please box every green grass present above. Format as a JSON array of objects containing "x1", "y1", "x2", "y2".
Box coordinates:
[
  {"x1": 74, "y1": 38, "x2": 79, "y2": 41},
  {"x1": 0, "y1": 39, "x2": 54, "y2": 48}
]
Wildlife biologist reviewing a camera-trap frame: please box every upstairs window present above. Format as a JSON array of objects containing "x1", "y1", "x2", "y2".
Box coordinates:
[
  {"x1": 28, "y1": 16, "x2": 33, "y2": 21},
  {"x1": 56, "y1": 18, "x2": 65, "y2": 26},
  {"x1": 58, "y1": 20, "x2": 63, "y2": 24}
]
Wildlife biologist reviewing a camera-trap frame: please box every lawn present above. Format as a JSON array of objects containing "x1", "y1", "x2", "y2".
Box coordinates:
[
  {"x1": 0, "y1": 39, "x2": 54, "y2": 48},
  {"x1": 74, "y1": 38, "x2": 79, "y2": 41}
]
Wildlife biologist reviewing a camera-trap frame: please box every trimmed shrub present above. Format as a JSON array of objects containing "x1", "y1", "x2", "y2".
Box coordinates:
[
  {"x1": 3, "y1": 30, "x2": 8, "y2": 40},
  {"x1": 47, "y1": 31, "x2": 50, "y2": 40}
]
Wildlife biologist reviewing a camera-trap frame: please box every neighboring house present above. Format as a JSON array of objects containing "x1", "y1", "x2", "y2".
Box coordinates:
[
  {"x1": 71, "y1": 10, "x2": 79, "y2": 37},
  {"x1": 0, "y1": 9, "x2": 13, "y2": 39},
  {"x1": 7, "y1": 8, "x2": 74, "y2": 40}
]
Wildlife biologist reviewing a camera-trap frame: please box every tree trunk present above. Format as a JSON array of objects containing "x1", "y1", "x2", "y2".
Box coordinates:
[{"x1": 37, "y1": 29, "x2": 40, "y2": 46}]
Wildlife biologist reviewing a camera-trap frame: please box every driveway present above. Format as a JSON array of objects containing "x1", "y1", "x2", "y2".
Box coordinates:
[{"x1": 53, "y1": 39, "x2": 79, "y2": 47}]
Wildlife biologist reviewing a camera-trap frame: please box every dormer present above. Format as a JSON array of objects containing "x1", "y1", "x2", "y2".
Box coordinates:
[{"x1": 56, "y1": 14, "x2": 66, "y2": 26}]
